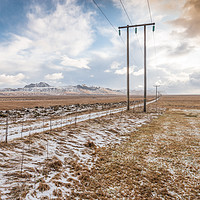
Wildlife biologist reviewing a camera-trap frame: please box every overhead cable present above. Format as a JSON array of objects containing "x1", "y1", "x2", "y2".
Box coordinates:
[
  {"x1": 92, "y1": 0, "x2": 125, "y2": 45},
  {"x1": 92, "y1": 0, "x2": 117, "y2": 33},
  {"x1": 146, "y1": 0, "x2": 153, "y2": 22}
]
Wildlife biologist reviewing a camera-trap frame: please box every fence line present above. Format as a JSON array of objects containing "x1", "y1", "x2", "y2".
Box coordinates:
[{"x1": 0, "y1": 98, "x2": 159, "y2": 143}]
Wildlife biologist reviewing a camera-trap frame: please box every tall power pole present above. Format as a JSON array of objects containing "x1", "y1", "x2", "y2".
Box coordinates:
[
  {"x1": 144, "y1": 25, "x2": 147, "y2": 112},
  {"x1": 127, "y1": 26, "x2": 130, "y2": 110},
  {"x1": 119, "y1": 23, "x2": 155, "y2": 112},
  {"x1": 153, "y1": 85, "x2": 160, "y2": 101}
]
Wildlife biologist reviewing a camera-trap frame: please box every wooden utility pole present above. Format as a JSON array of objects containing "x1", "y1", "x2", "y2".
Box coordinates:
[
  {"x1": 153, "y1": 85, "x2": 160, "y2": 101},
  {"x1": 119, "y1": 22, "x2": 155, "y2": 112},
  {"x1": 127, "y1": 25, "x2": 130, "y2": 110},
  {"x1": 144, "y1": 25, "x2": 147, "y2": 112}
]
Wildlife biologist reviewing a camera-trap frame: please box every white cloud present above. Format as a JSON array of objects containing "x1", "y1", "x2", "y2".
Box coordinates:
[
  {"x1": 133, "y1": 69, "x2": 143, "y2": 76},
  {"x1": 104, "y1": 61, "x2": 121, "y2": 73},
  {"x1": 92, "y1": 50, "x2": 111, "y2": 59},
  {"x1": 104, "y1": 69, "x2": 111, "y2": 73},
  {"x1": 92, "y1": 26, "x2": 126, "y2": 60},
  {"x1": 45, "y1": 73, "x2": 63, "y2": 80},
  {"x1": 155, "y1": 80, "x2": 164, "y2": 86},
  {"x1": 0, "y1": 0, "x2": 199, "y2": 94},
  {"x1": 115, "y1": 67, "x2": 127, "y2": 75},
  {"x1": 115, "y1": 66, "x2": 142, "y2": 76},
  {"x1": 27, "y1": 1, "x2": 94, "y2": 56},
  {"x1": 0, "y1": 73, "x2": 25, "y2": 87},
  {"x1": 110, "y1": 61, "x2": 121, "y2": 69},
  {"x1": 0, "y1": 0, "x2": 94, "y2": 75},
  {"x1": 61, "y1": 56, "x2": 90, "y2": 69}
]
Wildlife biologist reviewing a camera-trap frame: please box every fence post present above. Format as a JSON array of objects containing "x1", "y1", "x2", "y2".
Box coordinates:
[
  {"x1": 29, "y1": 128, "x2": 31, "y2": 149},
  {"x1": 5, "y1": 117, "x2": 8, "y2": 143},
  {"x1": 69, "y1": 116, "x2": 71, "y2": 125},
  {"x1": 47, "y1": 139, "x2": 49, "y2": 159},
  {"x1": 61, "y1": 108, "x2": 63, "y2": 130},
  {"x1": 50, "y1": 118, "x2": 52, "y2": 133},
  {"x1": 21, "y1": 114, "x2": 25, "y2": 139},
  {"x1": 42, "y1": 118, "x2": 45, "y2": 133},
  {"x1": 21, "y1": 144, "x2": 24, "y2": 176},
  {"x1": 120, "y1": 110, "x2": 122, "y2": 123},
  {"x1": 75, "y1": 106, "x2": 78, "y2": 127}
]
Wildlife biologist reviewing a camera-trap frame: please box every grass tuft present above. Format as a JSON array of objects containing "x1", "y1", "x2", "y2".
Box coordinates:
[{"x1": 37, "y1": 180, "x2": 50, "y2": 192}]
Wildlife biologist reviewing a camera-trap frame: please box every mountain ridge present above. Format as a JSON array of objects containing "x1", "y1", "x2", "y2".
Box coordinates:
[
  {"x1": 24, "y1": 82, "x2": 51, "y2": 88},
  {"x1": 0, "y1": 82, "x2": 156, "y2": 96},
  {"x1": 1, "y1": 83, "x2": 124, "y2": 95}
]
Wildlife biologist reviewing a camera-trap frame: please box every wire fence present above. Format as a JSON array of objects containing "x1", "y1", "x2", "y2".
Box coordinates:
[{"x1": 0, "y1": 100, "x2": 147, "y2": 143}]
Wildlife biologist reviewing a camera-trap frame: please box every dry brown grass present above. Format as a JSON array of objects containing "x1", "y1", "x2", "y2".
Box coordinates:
[
  {"x1": 84, "y1": 140, "x2": 96, "y2": 148},
  {"x1": 38, "y1": 180, "x2": 50, "y2": 192},
  {"x1": 158, "y1": 95, "x2": 200, "y2": 109},
  {"x1": 66, "y1": 97, "x2": 200, "y2": 199},
  {"x1": 0, "y1": 95, "x2": 199, "y2": 199},
  {"x1": 9, "y1": 183, "x2": 30, "y2": 199},
  {"x1": 53, "y1": 188, "x2": 62, "y2": 197},
  {"x1": 0, "y1": 95, "x2": 145, "y2": 110},
  {"x1": 45, "y1": 156, "x2": 63, "y2": 171}
]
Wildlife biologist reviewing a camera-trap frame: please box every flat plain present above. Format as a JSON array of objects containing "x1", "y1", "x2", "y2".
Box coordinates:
[
  {"x1": 0, "y1": 95, "x2": 199, "y2": 199},
  {"x1": 0, "y1": 95, "x2": 145, "y2": 110}
]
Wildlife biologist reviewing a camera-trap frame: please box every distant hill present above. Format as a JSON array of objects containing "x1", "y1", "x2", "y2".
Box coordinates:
[
  {"x1": 74, "y1": 84, "x2": 119, "y2": 94},
  {"x1": 24, "y1": 82, "x2": 51, "y2": 88},
  {"x1": 0, "y1": 83, "x2": 156, "y2": 96},
  {"x1": 77, "y1": 84, "x2": 100, "y2": 91},
  {"x1": 0, "y1": 83, "x2": 123, "y2": 95}
]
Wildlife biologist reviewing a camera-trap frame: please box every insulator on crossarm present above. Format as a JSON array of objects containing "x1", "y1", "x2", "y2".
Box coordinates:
[
  {"x1": 119, "y1": 29, "x2": 121, "y2": 36},
  {"x1": 153, "y1": 25, "x2": 155, "y2": 32},
  {"x1": 135, "y1": 28, "x2": 137, "y2": 34}
]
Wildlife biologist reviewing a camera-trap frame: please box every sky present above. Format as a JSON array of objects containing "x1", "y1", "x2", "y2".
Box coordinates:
[{"x1": 0, "y1": 0, "x2": 199, "y2": 94}]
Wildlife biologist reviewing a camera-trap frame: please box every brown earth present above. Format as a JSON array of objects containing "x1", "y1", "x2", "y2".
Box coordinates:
[
  {"x1": 0, "y1": 95, "x2": 199, "y2": 199},
  {"x1": 158, "y1": 95, "x2": 200, "y2": 109},
  {"x1": 79, "y1": 108, "x2": 200, "y2": 199},
  {"x1": 0, "y1": 95, "x2": 199, "y2": 111},
  {"x1": 69, "y1": 95, "x2": 200, "y2": 199},
  {"x1": 0, "y1": 95, "x2": 147, "y2": 110},
  {"x1": 69, "y1": 96, "x2": 200, "y2": 200}
]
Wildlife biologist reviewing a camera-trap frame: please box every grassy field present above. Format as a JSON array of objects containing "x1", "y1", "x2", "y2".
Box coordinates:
[
  {"x1": 0, "y1": 94, "x2": 199, "y2": 110},
  {"x1": 158, "y1": 95, "x2": 200, "y2": 109},
  {"x1": 0, "y1": 95, "x2": 199, "y2": 199},
  {"x1": 0, "y1": 95, "x2": 149, "y2": 110},
  {"x1": 81, "y1": 103, "x2": 200, "y2": 199}
]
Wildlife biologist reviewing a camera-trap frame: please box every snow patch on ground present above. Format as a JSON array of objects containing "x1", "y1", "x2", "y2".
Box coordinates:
[{"x1": 0, "y1": 102, "x2": 160, "y2": 199}]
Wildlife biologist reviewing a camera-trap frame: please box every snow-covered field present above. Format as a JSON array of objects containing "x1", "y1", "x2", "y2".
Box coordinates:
[
  {"x1": 1, "y1": 97, "x2": 198, "y2": 199},
  {"x1": 0, "y1": 99, "x2": 156, "y2": 142},
  {"x1": 81, "y1": 108, "x2": 199, "y2": 199},
  {"x1": 0, "y1": 99, "x2": 160, "y2": 199}
]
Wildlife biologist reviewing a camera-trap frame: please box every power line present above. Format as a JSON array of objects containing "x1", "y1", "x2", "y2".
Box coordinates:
[
  {"x1": 119, "y1": 0, "x2": 132, "y2": 24},
  {"x1": 146, "y1": 0, "x2": 153, "y2": 22},
  {"x1": 92, "y1": 0, "x2": 126, "y2": 45},
  {"x1": 146, "y1": 0, "x2": 158, "y2": 87},
  {"x1": 92, "y1": 0, "x2": 117, "y2": 33},
  {"x1": 92, "y1": 0, "x2": 140, "y2": 69},
  {"x1": 119, "y1": 0, "x2": 144, "y2": 62},
  {"x1": 91, "y1": 0, "x2": 127, "y2": 79},
  {"x1": 145, "y1": 0, "x2": 157, "y2": 61}
]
